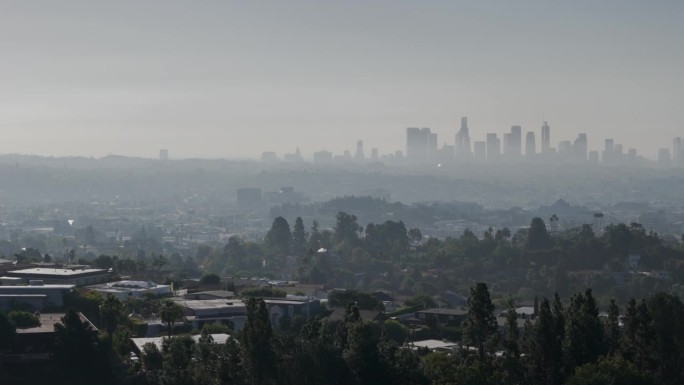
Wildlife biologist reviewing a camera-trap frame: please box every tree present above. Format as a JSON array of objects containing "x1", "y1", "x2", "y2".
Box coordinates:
[
  {"x1": 100, "y1": 294, "x2": 123, "y2": 335},
  {"x1": 265, "y1": 216, "x2": 292, "y2": 256},
  {"x1": 200, "y1": 273, "x2": 221, "y2": 285},
  {"x1": 463, "y1": 282, "x2": 498, "y2": 361},
  {"x1": 160, "y1": 300, "x2": 184, "y2": 337},
  {"x1": 408, "y1": 228, "x2": 422, "y2": 243},
  {"x1": 240, "y1": 298, "x2": 275, "y2": 385},
  {"x1": 141, "y1": 342, "x2": 164, "y2": 374},
  {"x1": 527, "y1": 217, "x2": 552, "y2": 250},
  {"x1": 0, "y1": 312, "x2": 16, "y2": 352},
  {"x1": 7, "y1": 310, "x2": 41, "y2": 328},
  {"x1": 563, "y1": 289, "x2": 605, "y2": 377},
  {"x1": 333, "y1": 211, "x2": 361, "y2": 249},
  {"x1": 292, "y1": 217, "x2": 308, "y2": 255},
  {"x1": 53, "y1": 310, "x2": 110, "y2": 385},
  {"x1": 605, "y1": 299, "x2": 620, "y2": 356},
  {"x1": 161, "y1": 335, "x2": 195, "y2": 385},
  {"x1": 525, "y1": 298, "x2": 562, "y2": 385},
  {"x1": 152, "y1": 254, "x2": 168, "y2": 275},
  {"x1": 499, "y1": 298, "x2": 523, "y2": 385},
  {"x1": 566, "y1": 356, "x2": 653, "y2": 385}
]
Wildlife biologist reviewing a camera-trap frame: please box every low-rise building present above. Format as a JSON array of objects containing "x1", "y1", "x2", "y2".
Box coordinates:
[
  {"x1": 5, "y1": 267, "x2": 110, "y2": 286},
  {"x1": 87, "y1": 280, "x2": 172, "y2": 300},
  {"x1": 0, "y1": 284, "x2": 75, "y2": 311}
]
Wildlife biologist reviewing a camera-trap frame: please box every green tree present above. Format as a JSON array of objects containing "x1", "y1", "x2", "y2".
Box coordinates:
[
  {"x1": 160, "y1": 300, "x2": 184, "y2": 337},
  {"x1": 100, "y1": 294, "x2": 123, "y2": 335},
  {"x1": 463, "y1": 282, "x2": 498, "y2": 361},
  {"x1": 604, "y1": 299, "x2": 620, "y2": 356},
  {"x1": 525, "y1": 298, "x2": 562, "y2": 385},
  {"x1": 53, "y1": 310, "x2": 110, "y2": 385},
  {"x1": 200, "y1": 273, "x2": 221, "y2": 285},
  {"x1": 240, "y1": 298, "x2": 275, "y2": 385},
  {"x1": 161, "y1": 335, "x2": 195, "y2": 385},
  {"x1": 499, "y1": 298, "x2": 523, "y2": 385},
  {"x1": 292, "y1": 217, "x2": 308, "y2": 255},
  {"x1": 333, "y1": 211, "x2": 361, "y2": 251},
  {"x1": 566, "y1": 356, "x2": 653, "y2": 385},
  {"x1": 527, "y1": 217, "x2": 552, "y2": 250},
  {"x1": 563, "y1": 289, "x2": 605, "y2": 377},
  {"x1": 7, "y1": 310, "x2": 41, "y2": 328},
  {"x1": 265, "y1": 216, "x2": 292, "y2": 256}
]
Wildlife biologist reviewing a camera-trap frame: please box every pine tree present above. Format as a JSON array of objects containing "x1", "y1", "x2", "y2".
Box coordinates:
[
  {"x1": 463, "y1": 282, "x2": 498, "y2": 361},
  {"x1": 240, "y1": 298, "x2": 275, "y2": 385},
  {"x1": 292, "y1": 217, "x2": 308, "y2": 255}
]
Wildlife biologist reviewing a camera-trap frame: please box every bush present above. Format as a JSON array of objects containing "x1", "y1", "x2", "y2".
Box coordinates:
[
  {"x1": 241, "y1": 286, "x2": 287, "y2": 298},
  {"x1": 199, "y1": 273, "x2": 221, "y2": 285},
  {"x1": 8, "y1": 311, "x2": 41, "y2": 328}
]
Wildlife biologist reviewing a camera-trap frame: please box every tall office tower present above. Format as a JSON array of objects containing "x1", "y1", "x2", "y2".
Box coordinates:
[
  {"x1": 658, "y1": 148, "x2": 671, "y2": 166},
  {"x1": 673, "y1": 137, "x2": 682, "y2": 165},
  {"x1": 627, "y1": 148, "x2": 638, "y2": 162},
  {"x1": 525, "y1": 131, "x2": 536, "y2": 157},
  {"x1": 455, "y1": 116, "x2": 472, "y2": 159},
  {"x1": 370, "y1": 148, "x2": 379, "y2": 161},
  {"x1": 603, "y1": 139, "x2": 614, "y2": 163},
  {"x1": 406, "y1": 127, "x2": 429, "y2": 164},
  {"x1": 503, "y1": 133, "x2": 511, "y2": 158},
  {"x1": 574, "y1": 133, "x2": 588, "y2": 160},
  {"x1": 313, "y1": 150, "x2": 333, "y2": 163},
  {"x1": 354, "y1": 140, "x2": 365, "y2": 161},
  {"x1": 588, "y1": 151, "x2": 599, "y2": 163},
  {"x1": 428, "y1": 132, "x2": 438, "y2": 162},
  {"x1": 438, "y1": 144, "x2": 455, "y2": 164},
  {"x1": 473, "y1": 141, "x2": 486, "y2": 162},
  {"x1": 510, "y1": 125, "x2": 522, "y2": 157},
  {"x1": 486, "y1": 133, "x2": 500, "y2": 162},
  {"x1": 159, "y1": 149, "x2": 169, "y2": 160},
  {"x1": 558, "y1": 141, "x2": 573, "y2": 157},
  {"x1": 541, "y1": 121, "x2": 551, "y2": 154}
]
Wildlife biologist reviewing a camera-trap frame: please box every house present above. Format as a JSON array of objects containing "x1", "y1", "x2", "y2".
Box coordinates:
[{"x1": 413, "y1": 308, "x2": 468, "y2": 326}]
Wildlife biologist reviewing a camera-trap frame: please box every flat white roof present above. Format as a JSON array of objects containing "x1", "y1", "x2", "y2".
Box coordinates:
[
  {"x1": 174, "y1": 299, "x2": 246, "y2": 311},
  {"x1": 8, "y1": 268, "x2": 108, "y2": 276},
  {"x1": 411, "y1": 339, "x2": 459, "y2": 350},
  {"x1": 0, "y1": 284, "x2": 75, "y2": 290}
]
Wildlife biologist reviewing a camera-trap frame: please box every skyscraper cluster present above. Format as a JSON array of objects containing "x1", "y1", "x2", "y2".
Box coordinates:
[{"x1": 401, "y1": 117, "x2": 680, "y2": 167}]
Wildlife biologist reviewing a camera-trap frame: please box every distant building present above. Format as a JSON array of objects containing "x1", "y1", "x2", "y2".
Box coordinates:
[
  {"x1": 236, "y1": 188, "x2": 262, "y2": 208},
  {"x1": 473, "y1": 141, "x2": 486, "y2": 162},
  {"x1": 574, "y1": 133, "x2": 588, "y2": 161},
  {"x1": 260, "y1": 151, "x2": 279, "y2": 162},
  {"x1": 5, "y1": 267, "x2": 110, "y2": 286},
  {"x1": 313, "y1": 150, "x2": 333, "y2": 163},
  {"x1": 506, "y1": 125, "x2": 522, "y2": 158},
  {"x1": 159, "y1": 149, "x2": 169, "y2": 160},
  {"x1": 541, "y1": 121, "x2": 551, "y2": 154},
  {"x1": 0, "y1": 284, "x2": 75, "y2": 311},
  {"x1": 486, "y1": 133, "x2": 500, "y2": 162},
  {"x1": 455, "y1": 116, "x2": 471, "y2": 160},
  {"x1": 406, "y1": 127, "x2": 436, "y2": 164},
  {"x1": 87, "y1": 280, "x2": 172, "y2": 301},
  {"x1": 673, "y1": 137, "x2": 683, "y2": 165},
  {"x1": 354, "y1": 140, "x2": 365, "y2": 161},
  {"x1": 658, "y1": 148, "x2": 671, "y2": 166},
  {"x1": 525, "y1": 131, "x2": 536, "y2": 157}
]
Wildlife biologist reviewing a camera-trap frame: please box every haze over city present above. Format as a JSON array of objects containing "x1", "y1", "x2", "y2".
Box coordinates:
[{"x1": 1, "y1": 0, "x2": 683, "y2": 159}]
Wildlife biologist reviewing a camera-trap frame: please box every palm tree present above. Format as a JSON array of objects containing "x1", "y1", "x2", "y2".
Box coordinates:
[
  {"x1": 100, "y1": 294, "x2": 123, "y2": 335},
  {"x1": 160, "y1": 300, "x2": 184, "y2": 337}
]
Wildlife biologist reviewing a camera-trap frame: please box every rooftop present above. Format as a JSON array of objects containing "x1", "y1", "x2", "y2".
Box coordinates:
[{"x1": 8, "y1": 267, "x2": 108, "y2": 277}]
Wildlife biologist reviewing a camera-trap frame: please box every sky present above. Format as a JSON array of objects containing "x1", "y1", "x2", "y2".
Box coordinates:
[{"x1": 1, "y1": 0, "x2": 683, "y2": 159}]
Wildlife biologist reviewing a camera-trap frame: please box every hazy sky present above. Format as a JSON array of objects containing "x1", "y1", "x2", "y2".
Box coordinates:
[{"x1": 1, "y1": 0, "x2": 682, "y2": 159}]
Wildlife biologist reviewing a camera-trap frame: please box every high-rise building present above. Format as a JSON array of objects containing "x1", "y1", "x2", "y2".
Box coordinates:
[
  {"x1": 370, "y1": 148, "x2": 379, "y2": 161},
  {"x1": 406, "y1": 127, "x2": 435, "y2": 164},
  {"x1": 354, "y1": 140, "x2": 365, "y2": 161},
  {"x1": 525, "y1": 131, "x2": 536, "y2": 157},
  {"x1": 486, "y1": 133, "x2": 500, "y2": 162},
  {"x1": 313, "y1": 150, "x2": 333, "y2": 163},
  {"x1": 159, "y1": 149, "x2": 169, "y2": 160},
  {"x1": 541, "y1": 121, "x2": 551, "y2": 154},
  {"x1": 504, "y1": 125, "x2": 522, "y2": 158},
  {"x1": 673, "y1": 137, "x2": 682, "y2": 165},
  {"x1": 658, "y1": 148, "x2": 671, "y2": 166},
  {"x1": 603, "y1": 139, "x2": 614, "y2": 163},
  {"x1": 574, "y1": 133, "x2": 588, "y2": 160},
  {"x1": 455, "y1": 116, "x2": 471, "y2": 160},
  {"x1": 473, "y1": 141, "x2": 486, "y2": 162}
]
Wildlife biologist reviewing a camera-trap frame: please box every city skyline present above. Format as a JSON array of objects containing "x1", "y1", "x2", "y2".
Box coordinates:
[{"x1": 1, "y1": 1, "x2": 683, "y2": 159}]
